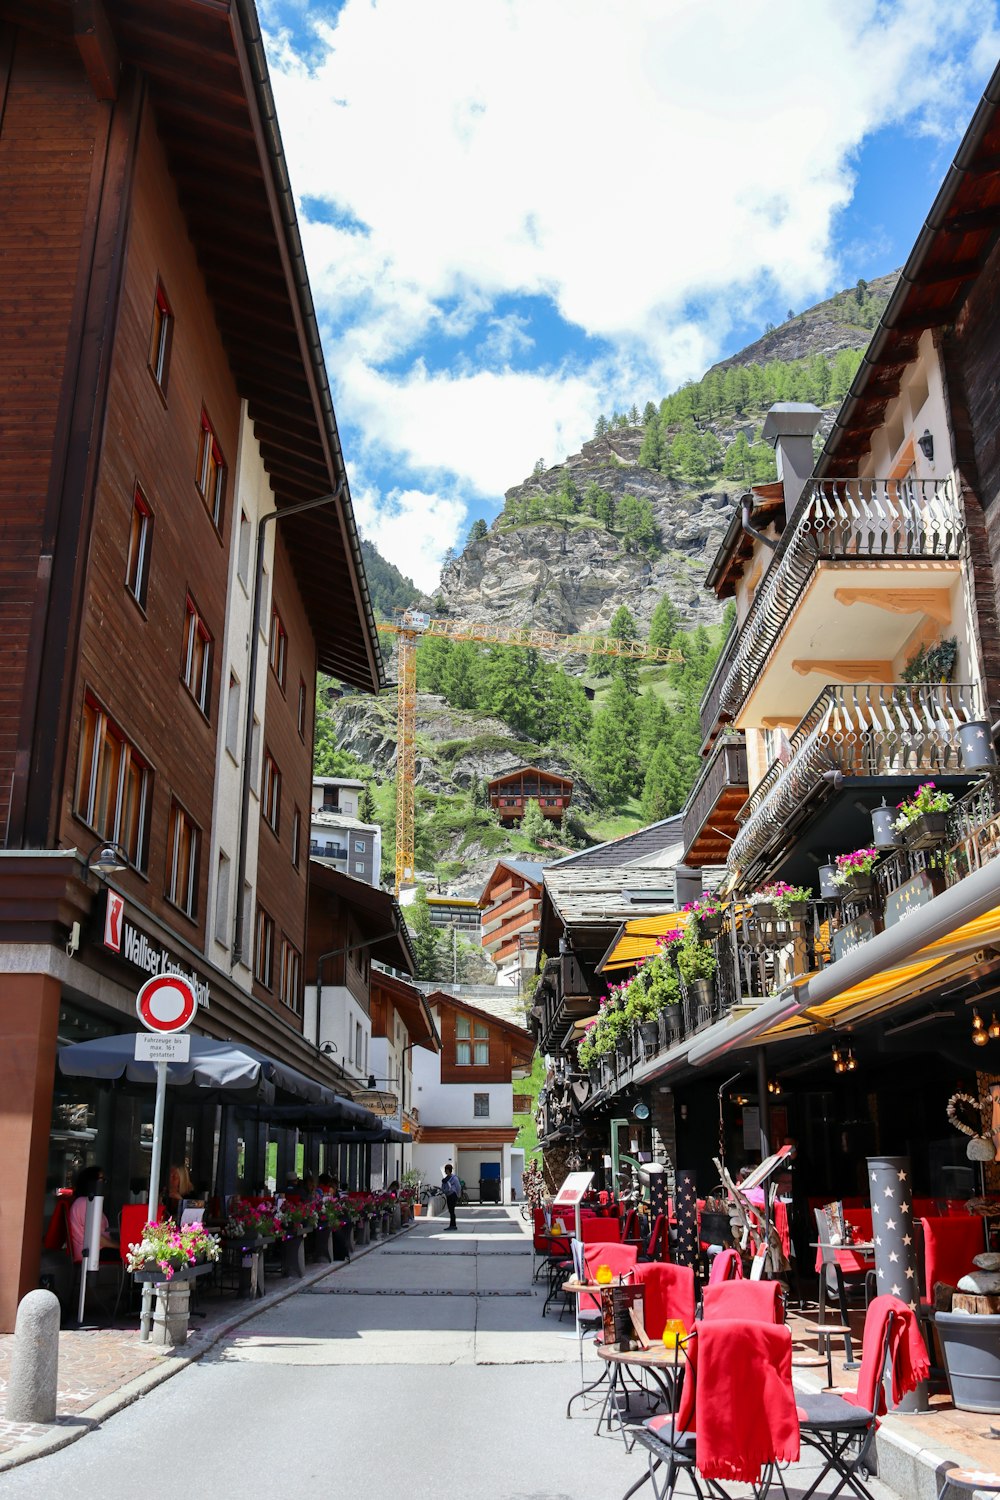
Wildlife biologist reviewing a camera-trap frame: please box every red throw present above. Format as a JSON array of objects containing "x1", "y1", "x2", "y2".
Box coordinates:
[
  {"x1": 846, "y1": 1295, "x2": 931, "y2": 1414},
  {"x1": 702, "y1": 1279, "x2": 783, "y2": 1323},
  {"x1": 693, "y1": 1320, "x2": 800, "y2": 1483},
  {"x1": 708, "y1": 1248, "x2": 743, "y2": 1283}
]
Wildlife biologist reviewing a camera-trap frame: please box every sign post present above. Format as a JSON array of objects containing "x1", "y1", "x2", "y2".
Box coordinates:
[{"x1": 134, "y1": 975, "x2": 198, "y2": 1342}]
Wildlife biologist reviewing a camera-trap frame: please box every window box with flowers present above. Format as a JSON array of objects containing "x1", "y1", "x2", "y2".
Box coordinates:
[
  {"x1": 831, "y1": 847, "x2": 879, "y2": 899},
  {"x1": 126, "y1": 1220, "x2": 222, "y2": 1347},
  {"x1": 747, "y1": 882, "x2": 812, "y2": 921},
  {"x1": 892, "y1": 781, "x2": 954, "y2": 850},
  {"x1": 676, "y1": 922, "x2": 718, "y2": 1012},
  {"x1": 684, "y1": 893, "x2": 725, "y2": 939}
]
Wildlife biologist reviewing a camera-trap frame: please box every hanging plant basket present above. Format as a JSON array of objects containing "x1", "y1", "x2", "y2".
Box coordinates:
[
  {"x1": 698, "y1": 912, "x2": 723, "y2": 939},
  {"x1": 837, "y1": 872, "x2": 873, "y2": 900}
]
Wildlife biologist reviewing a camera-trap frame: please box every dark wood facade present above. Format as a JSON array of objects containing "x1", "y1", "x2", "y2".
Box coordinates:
[
  {"x1": 0, "y1": 1, "x2": 383, "y2": 1331},
  {"x1": 427, "y1": 991, "x2": 534, "y2": 1086},
  {"x1": 487, "y1": 765, "x2": 573, "y2": 824}
]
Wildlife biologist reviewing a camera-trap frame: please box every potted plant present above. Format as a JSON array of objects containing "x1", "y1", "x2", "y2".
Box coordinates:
[
  {"x1": 830, "y1": 846, "x2": 879, "y2": 899},
  {"x1": 125, "y1": 1219, "x2": 221, "y2": 1347},
  {"x1": 684, "y1": 893, "x2": 724, "y2": 939},
  {"x1": 402, "y1": 1167, "x2": 423, "y2": 1218},
  {"x1": 277, "y1": 1202, "x2": 317, "y2": 1278},
  {"x1": 624, "y1": 969, "x2": 662, "y2": 1052},
  {"x1": 676, "y1": 923, "x2": 718, "y2": 1010},
  {"x1": 892, "y1": 781, "x2": 954, "y2": 849}
]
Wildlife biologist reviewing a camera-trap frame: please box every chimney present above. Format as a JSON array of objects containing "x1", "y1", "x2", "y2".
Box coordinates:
[{"x1": 761, "y1": 403, "x2": 823, "y2": 521}]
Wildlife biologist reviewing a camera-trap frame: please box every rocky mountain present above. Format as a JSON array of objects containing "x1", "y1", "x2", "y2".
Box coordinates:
[{"x1": 709, "y1": 271, "x2": 898, "y2": 372}]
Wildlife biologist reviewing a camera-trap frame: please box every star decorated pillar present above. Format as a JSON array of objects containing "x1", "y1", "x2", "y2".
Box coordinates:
[
  {"x1": 675, "y1": 1169, "x2": 698, "y2": 1269},
  {"x1": 867, "y1": 1154, "x2": 928, "y2": 1412}
]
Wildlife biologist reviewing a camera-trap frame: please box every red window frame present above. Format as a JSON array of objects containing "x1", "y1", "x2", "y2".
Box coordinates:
[
  {"x1": 125, "y1": 485, "x2": 153, "y2": 609},
  {"x1": 196, "y1": 409, "x2": 226, "y2": 528}
]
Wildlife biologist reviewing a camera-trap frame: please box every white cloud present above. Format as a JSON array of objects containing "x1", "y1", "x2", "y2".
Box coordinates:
[
  {"x1": 351, "y1": 478, "x2": 468, "y2": 592},
  {"x1": 264, "y1": 0, "x2": 999, "y2": 581}
]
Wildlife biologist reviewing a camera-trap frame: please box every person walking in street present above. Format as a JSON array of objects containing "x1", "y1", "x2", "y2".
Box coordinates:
[{"x1": 442, "y1": 1162, "x2": 461, "y2": 1231}]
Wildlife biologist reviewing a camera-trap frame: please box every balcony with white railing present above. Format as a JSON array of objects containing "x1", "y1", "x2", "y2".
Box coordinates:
[
  {"x1": 717, "y1": 476, "x2": 964, "y2": 725},
  {"x1": 729, "y1": 681, "x2": 980, "y2": 879}
]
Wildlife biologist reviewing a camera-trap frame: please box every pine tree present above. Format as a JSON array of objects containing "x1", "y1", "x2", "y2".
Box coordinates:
[
  {"x1": 594, "y1": 414, "x2": 608, "y2": 438},
  {"x1": 467, "y1": 518, "x2": 488, "y2": 544},
  {"x1": 641, "y1": 741, "x2": 684, "y2": 822},
  {"x1": 642, "y1": 401, "x2": 657, "y2": 424},
  {"x1": 519, "y1": 797, "x2": 548, "y2": 846},
  {"x1": 638, "y1": 420, "x2": 663, "y2": 471},
  {"x1": 648, "y1": 596, "x2": 680, "y2": 651},
  {"x1": 408, "y1": 885, "x2": 446, "y2": 981},
  {"x1": 588, "y1": 676, "x2": 641, "y2": 804},
  {"x1": 628, "y1": 403, "x2": 640, "y2": 426}
]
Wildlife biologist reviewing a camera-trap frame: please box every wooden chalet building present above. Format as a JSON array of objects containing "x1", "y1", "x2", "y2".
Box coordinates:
[
  {"x1": 478, "y1": 858, "x2": 545, "y2": 987},
  {"x1": 0, "y1": 0, "x2": 383, "y2": 1327},
  {"x1": 487, "y1": 766, "x2": 573, "y2": 825}
]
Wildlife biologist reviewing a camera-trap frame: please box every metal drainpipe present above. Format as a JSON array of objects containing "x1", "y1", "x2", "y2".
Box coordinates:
[
  {"x1": 740, "y1": 492, "x2": 779, "y2": 550},
  {"x1": 232, "y1": 486, "x2": 344, "y2": 967}
]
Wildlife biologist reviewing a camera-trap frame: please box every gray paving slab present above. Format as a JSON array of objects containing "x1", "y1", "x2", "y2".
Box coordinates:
[{"x1": 209, "y1": 1289, "x2": 478, "y2": 1366}]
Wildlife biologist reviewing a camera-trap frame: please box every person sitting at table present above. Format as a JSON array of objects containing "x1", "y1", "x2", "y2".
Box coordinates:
[
  {"x1": 318, "y1": 1174, "x2": 339, "y2": 1195},
  {"x1": 68, "y1": 1165, "x2": 117, "y2": 1262},
  {"x1": 164, "y1": 1163, "x2": 194, "y2": 1221}
]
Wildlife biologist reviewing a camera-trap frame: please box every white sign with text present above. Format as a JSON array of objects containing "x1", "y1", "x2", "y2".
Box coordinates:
[{"x1": 134, "y1": 1032, "x2": 191, "y2": 1063}]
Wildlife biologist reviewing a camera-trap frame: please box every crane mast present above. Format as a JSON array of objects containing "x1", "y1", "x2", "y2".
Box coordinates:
[{"x1": 377, "y1": 610, "x2": 683, "y2": 895}]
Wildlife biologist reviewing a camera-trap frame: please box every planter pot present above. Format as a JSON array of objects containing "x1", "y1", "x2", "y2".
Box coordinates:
[
  {"x1": 589, "y1": 1063, "x2": 601, "y2": 1092},
  {"x1": 837, "y1": 872, "x2": 873, "y2": 900},
  {"x1": 332, "y1": 1225, "x2": 352, "y2": 1261},
  {"x1": 685, "y1": 977, "x2": 715, "y2": 1013},
  {"x1": 900, "y1": 811, "x2": 949, "y2": 850},
  {"x1": 616, "y1": 1039, "x2": 633, "y2": 1071},
  {"x1": 313, "y1": 1224, "x2": 335, "y2": 1263},
  {"x1": 699, "y1": 1211, "x2": 735, "y2": 1250},
  {"x1": 749, "y1": 901, "x2": 777, "y2": 920},
  {"x1": 779, "y1": 901, "x2": 809, "y2": 920},
  {"x1": 152, "y1": 1279, "x2": 191, "y2": 1348},
  {"x1": 390, "y1": 1205, "x2": 402, "y2": 1233},
  {"x1": 935, "y1": 1311, "x2": 1000, "y2": 1413},
  {"x1": 280, "y1": 1233, "x2": 306, "y2": 1279},
  {"x1": 958, "y1": 720, "x2": 998, "y2": 771},
  {"x1": 819, "y1": 863, "x2": 840, "y2": 899},
  {"x1": 381, "y1": 1213, "x2": 392, "y2": 1237},
  {"x1": 413, "y1": 1203, "x2": 423, "y2": 1218},
  {"x1": 697, "y1": 912, "x2": 723, "y2": 939},
  {"x1": 640, "y1": 1020, "x2": 660, "y2": 1053}
]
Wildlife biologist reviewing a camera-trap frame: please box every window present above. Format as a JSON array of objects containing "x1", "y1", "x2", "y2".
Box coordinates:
[
  {"x1": 75, "y1": 696, "x2": 151, "y2": 869},
  {"x1": 214, "y1": 851, "x2": 230, "y2": 946},
  {"x1": 269, "y1": 606, "x2": 287, "y2": 688},
  {"x1": 166, "y1": 801, "x2": 198, "y2": 917},
  {"x1": 354, "y1": 839, "x2": 366, "y2": 853},
  {"x1": 354, "y1": 861, "x2": 364, "y2": 873},
  {"x1": 455, "y1": 1013, "x2": 471, "y2": 1066},
  {"x1": 237, "y1": 510, "x2": 251, "y2": 589},
  {"x1": 474, "y1": 1093, "x2": 490, "y2": 1118},
  {"x1": 355, "y1": 1021, "x2": 362, "y2": 1067},
  {"x1": 291, "y1": 807, "x2": 301, "y2": 868},
  {"x1": 297, "y1": 677, "x2": 307, "y2": 739},
  {"x1": 225, "y1": 672, "x2": 240, "y2": 759},
  {"x1": 181, "y1": 596, "x2": 212, "y2": 713},
  {"x1": 474, "y1": 1021, "x2": 489, "y2": 1066},
  {"x1": 254, "y1": 905, "x2": 274, "y2": 988},
  {"x1": 195, "y1": 409, "x2": 226, "y2": 527},
  {"x1": 125, "y1": 486, "x2": 153, "y2": 608},
  {"x1": 262, "y1": 751, "x2": 281, "y2": 833},
  {"x1": 148, "y1": 279, "x2": 173, "y2": 394},
  {"x1": 279, "y1": 938, "x2": 301, "y2": 1012}
]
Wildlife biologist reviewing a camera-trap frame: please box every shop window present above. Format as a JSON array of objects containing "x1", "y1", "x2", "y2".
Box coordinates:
[
  {"x1": 254, "y1": 905, "x2": 274, "y2": 988},
  {"x1": 166, "y1": 800, "x2": 198, "y2": 917},
  {"x1": 269, "y1": 606, "x2": 287, "y2": 688},
  {"x1": 125, "y1": 485, "x2": 153, "y2": 609},
  {"x1": 148, "y1": 278, "x2": 173, "y2": 394},
  {"x1": 195, "y1": 408, "x2": 226, "y2": 528},
  {"x1": 474, "y1": 1093, "x2": 490, "y2": 1118},
  {"x1": 280, "y1": 938, "x2": 301, "y2": 1012},
  {"x1": 262, "y1": 751, "x2": 281, "y2": 833},
  {"x1": 75, "y1": 695, "x2": 151, "y2": 870},
  {"x1": 181, "y1": 596, "x2": 212, "y2": 714}
]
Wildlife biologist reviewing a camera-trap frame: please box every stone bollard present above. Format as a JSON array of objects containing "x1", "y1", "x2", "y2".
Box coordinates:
[{"x1": 7, "y1": 1289, "x2": 60, "y2": 1423}]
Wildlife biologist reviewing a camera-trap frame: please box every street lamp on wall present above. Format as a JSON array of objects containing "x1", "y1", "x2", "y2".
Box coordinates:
[
  {"x1": 916, "y1": 430, "x2": 934, "y2": 462},
  {"x1": 85, "y1": 840, "x2": 129, "y2": 877}
]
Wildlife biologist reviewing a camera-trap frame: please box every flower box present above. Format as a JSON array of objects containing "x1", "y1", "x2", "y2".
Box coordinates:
[
  {"x1": 131, "y1": 1260, "x2": 215, "y2": 1284},
  {"x1": 697, "y1": 912, "x2": 723, "y2": 939},
  {"x1": 900, "y1": 810, "x2": 949, "y2": 849},
  {"x1": 838, "y1": 872, "x2": 873, "y2": 900}
]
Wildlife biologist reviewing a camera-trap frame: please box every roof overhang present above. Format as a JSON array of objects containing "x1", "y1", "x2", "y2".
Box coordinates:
[{"x1": 308, "y1": 862, "x2": 415, "y2": 973}]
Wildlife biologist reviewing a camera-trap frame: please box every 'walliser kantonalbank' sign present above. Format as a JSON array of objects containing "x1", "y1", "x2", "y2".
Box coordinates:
[{"x1": 101, "y1": 890, "x2": 211, "y2": 1009}]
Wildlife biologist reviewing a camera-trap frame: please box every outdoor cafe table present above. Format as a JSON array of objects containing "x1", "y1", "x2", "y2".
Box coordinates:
[
  {"x1": 594, "y1": 1339, "x2": 682, "y2": 1446},
  {"x1": 563, "y1": 1279, "x2": 681, "y2": 1441}
]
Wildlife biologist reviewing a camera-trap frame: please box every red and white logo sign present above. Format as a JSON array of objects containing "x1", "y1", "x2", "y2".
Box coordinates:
[
  {"x1": 104, "y1": 890, "x2": 125, "y2": 953},
  {"x1": 136, "y1": 974, "x2": 198, "y2": 1033}
]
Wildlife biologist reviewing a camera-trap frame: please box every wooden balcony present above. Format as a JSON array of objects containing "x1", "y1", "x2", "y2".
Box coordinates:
[
  {"x1": 681, "y1": 735, "x2": 749, "y2": 865},
  {"x1": 730, "y1": 680, "x2": 979, "y2": 878},
  {"x1": 717, "y1": 476, "x2": 963, "y2": 723},
  {"x1": 698, "y1": 621, "x2": 738, "y2": 743}
]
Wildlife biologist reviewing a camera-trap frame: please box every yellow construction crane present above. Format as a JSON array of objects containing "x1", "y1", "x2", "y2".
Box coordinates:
[{"x1": 376, "y1": 610, "x2": 684, "y2": 894}]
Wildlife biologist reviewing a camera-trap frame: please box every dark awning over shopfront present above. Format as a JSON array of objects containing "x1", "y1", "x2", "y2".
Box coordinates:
[
  {"x1": 255, "y1": 1098, "x2": 380, "y2": 1131},
  {"x1": 686, "y1": 853, "x2": 1000, "y2": 1068},
  {"x1": 58, "y1": 1033, "x2": 278, "y2": 1104}
]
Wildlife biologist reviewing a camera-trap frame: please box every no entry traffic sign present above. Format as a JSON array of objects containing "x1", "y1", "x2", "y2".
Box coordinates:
[{"x1": 136, "y1": 974, "x2": 198, "y2": 1033}]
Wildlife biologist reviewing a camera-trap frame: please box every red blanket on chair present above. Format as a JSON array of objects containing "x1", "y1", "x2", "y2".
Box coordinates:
[
  {"x1": 691, "y1": 1320, "x2": 800, "y2": 1483},
  {"x1": 847, "y1": 1295, "x2": 931, "y2": 1414}
]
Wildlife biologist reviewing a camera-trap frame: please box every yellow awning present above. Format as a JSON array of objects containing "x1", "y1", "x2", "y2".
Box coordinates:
[
  {"x1": 756, "y1": 901, "x2": 1000, "y2": 1042},
  {"x1": 598, "y1": 911, "x2": 689, "y2": 972}
]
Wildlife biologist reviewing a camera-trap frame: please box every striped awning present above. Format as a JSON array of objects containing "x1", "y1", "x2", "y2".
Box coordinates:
[{"x1": 597, "y1": 911, "x2": 690, "y2": 973}]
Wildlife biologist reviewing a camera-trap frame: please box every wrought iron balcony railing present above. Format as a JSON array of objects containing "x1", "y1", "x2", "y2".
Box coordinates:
[
  {"x1": 730, "y1": 681, "x2": 979, "y2": 876},
  {"x1": 699, "y1": 620, "x2": 738, "y2": 740},
  {"x1": 717, "y1": 476, "x2": 963, "y2": 720},
  {"x1": 681, "y1": 735, "x2": 748, "y2": 857}
]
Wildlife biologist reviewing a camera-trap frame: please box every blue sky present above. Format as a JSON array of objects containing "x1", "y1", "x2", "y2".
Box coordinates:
[{"x1": 259, "y1": 0, "x2": 1000, "y2": 590}]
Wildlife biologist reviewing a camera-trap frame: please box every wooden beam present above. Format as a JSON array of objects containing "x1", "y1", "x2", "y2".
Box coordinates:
[
  {"x1": 791, "y1": 659, "x2": 893, "y2": 681},
  {"x1": 833, "y1": 586, "x2": 953, "y2": 624},
  {"x1": 73, "y1": 0, "x2": 120, "y2": 100},
  {"x1": 941, "y1": 206, "x2": 1000, "y2": 234},
  {"x1": 912, "y1": 258, "x2": 984, "y2": 288}
]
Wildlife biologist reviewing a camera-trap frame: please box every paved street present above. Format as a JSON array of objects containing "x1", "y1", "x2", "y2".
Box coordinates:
[{"x1": 0, "y1": 1209, "x2": 900, "y2": 1500}]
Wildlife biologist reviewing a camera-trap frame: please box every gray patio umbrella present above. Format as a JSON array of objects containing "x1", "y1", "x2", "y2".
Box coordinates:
[{"x1": 58, "y1": 1033, "x2": 277, "y2": 1104}]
